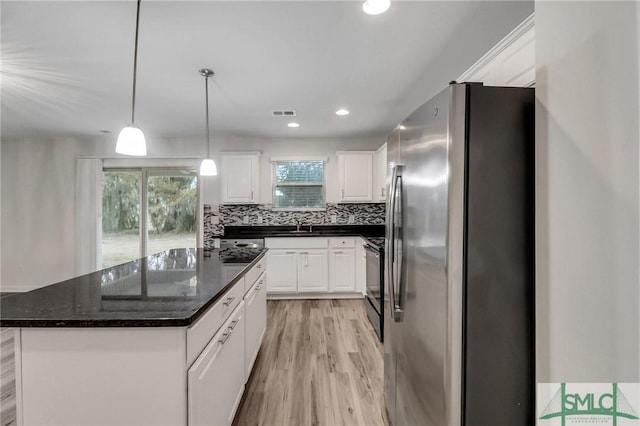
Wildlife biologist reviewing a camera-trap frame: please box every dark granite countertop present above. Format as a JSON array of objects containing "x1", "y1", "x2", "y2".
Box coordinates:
[
  {"x1": 0, "y1": 248, "x2": 267, "y2": 328},
  {"x1": 224, "y1": 224, "x2": 385, "y2": 239}
]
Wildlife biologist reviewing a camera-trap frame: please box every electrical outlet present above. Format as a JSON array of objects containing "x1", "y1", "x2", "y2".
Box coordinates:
[
  {"x1": 257, "y1": 215, "x2": 263, "y2": 224},
  {"x1": 211, "y1": 216, "x2": 219, "y2": 225},
  {"x1": 243, "y1": 215, "x2": 249, "y2": 224},
  {"x1": 348, "y1": 215, "x2": 355, "y2": 224},
  {"x1": 330, "y1": 214, "x2": 337, "y2": 224}
]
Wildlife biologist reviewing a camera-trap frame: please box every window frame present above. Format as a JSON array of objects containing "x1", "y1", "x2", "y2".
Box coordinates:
[
  {"x1": 101, "y1": 165, "x2": 200, "y2": 268},
  {"x1": 270, "y1": 158, "x2": 327, "y2": 211}
]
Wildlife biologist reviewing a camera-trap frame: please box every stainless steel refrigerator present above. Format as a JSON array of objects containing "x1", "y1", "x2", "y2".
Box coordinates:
[{"x1": 384, "y1": 83, "x2": 535, "y2": 426}]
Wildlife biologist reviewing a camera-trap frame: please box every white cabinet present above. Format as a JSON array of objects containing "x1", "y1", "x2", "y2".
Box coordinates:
[
  {"x1": 337, "y1": 152, "x2": 373, "y2": 202},
  {"x1": 221, "y1": 153, "x2": 260, "y2": 204},
  {"x1": 188, "y1": 302, "x2": 245, "y2": 426},
  {"x1": 329, "y1": 249, "x2": 356, "y2": 292},
  {"x1": 297, "y1": 250, "x2": 329, "y2": 292},
  {"x1": 458, "y1": 14, "x2": 534, "y2": 87},
  {"x1": 265, "y1": 237, "x2": 364, "y2": 297},
  {"x1": 265, "y1": 238, "x2": 331, "y2": 295},
  {"x1": 244, "y1": 272, "x2": 266, "y2": 381},
  {"x1": 266, "y1": 250, "x2": 298, "y2": 292},
  {"x1": 374, "y1": 143, "x2": 387, "y2": 202}
]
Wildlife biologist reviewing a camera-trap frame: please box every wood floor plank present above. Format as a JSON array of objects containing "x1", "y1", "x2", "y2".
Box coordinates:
[{"x1": 233, "y1": 299, "x2": 388, "y2": 426}]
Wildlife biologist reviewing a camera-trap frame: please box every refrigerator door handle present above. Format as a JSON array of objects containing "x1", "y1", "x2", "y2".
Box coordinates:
[
  {"x1": 393, "y1": 171, "x2": 404, "y2": 321},
  {"x1": 387, "y1": 165, "x2": 404, "y2": 322},
  {"x1": 386, "y1": 166, "x2": 397, "y2": 321}
]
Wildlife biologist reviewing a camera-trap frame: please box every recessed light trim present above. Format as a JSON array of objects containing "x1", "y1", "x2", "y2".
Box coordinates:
[
  {"x1": 336, "y1": 109, "x2": 350, "y2": 116},
  {"x1": 288, "y1": 122, "x2": 300, "y2": 128},
  {"x1": 363, "y1": 0, "x2": 390, "y2": 15}
]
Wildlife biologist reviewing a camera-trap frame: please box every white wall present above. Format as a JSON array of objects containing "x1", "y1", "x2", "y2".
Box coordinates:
[
  {"x1": 535, "y1": 1, "x2": 639, "y2": 382},
  {"x1": 0, "y1": 135, "x2": 382, "y2": 291}
]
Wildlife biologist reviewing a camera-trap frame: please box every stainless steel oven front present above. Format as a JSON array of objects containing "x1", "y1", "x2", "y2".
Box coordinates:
[{"x1": 364, "y1": 242, "x2": 384, "y2": 341}]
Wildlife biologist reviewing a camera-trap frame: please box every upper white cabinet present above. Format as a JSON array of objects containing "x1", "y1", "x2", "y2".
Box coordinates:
[
  {"x1": 337, "y1": 152, "x2": 373, "y2": 202},
  {"x1": 458, "y1": 14, "x2": 535, "y2": 87},
  {"x1": 221, "y1": 153, "x2": 260, "y2": 204},
  {"x1": 374, "y1": 143, "x2": 387, "y2": 202}
]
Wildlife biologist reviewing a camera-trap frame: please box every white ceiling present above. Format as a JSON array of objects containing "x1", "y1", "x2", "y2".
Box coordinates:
[{"x1": 1, "y1": 1, "x2": 533, "y2": 142}]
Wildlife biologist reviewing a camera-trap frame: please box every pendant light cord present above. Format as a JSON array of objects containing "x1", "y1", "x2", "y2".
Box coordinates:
[
  {"x1": 205, "y1": 74, "x2": 211, "y2": 158},
  {"x1": 131, "y1": 0, "x2": 142, "y2": 124}
]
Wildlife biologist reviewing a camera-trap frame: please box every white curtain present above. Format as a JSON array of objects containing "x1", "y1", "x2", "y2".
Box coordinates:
[{"x1": 75, "y1": 158, "x2": 103, "y2": 275}]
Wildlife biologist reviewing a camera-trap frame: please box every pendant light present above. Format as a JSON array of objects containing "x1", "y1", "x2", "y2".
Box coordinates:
[
  {"x1": 116, "y1": 0, "x2": 147, "y2": 156},
  {"x1": 362, "y1": 0, "x2": 390, "y2": 15},
  {"x1": 199, "y1": 68, "x2": 217, "y2": 176}
]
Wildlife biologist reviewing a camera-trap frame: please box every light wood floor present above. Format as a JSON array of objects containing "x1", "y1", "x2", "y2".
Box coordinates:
[{"x1": 233, "y1": 299, "x2": 389, "y2": 426}]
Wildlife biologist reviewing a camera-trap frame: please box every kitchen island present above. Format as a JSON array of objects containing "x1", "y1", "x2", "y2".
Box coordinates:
[{"x1": 0, "y1": 247, "x2": 267, "y2": 426}]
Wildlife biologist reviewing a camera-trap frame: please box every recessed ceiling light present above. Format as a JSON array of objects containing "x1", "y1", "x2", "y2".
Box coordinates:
[
  {"x1": 363, "y1": 0, "x2": 390, "y2": 15},
  {"x1": 288, "y1": 122, "x2": 300, "y2": 128},
  {"x1": 336, "y1": 109, "x2": 350, "y2": 116}
]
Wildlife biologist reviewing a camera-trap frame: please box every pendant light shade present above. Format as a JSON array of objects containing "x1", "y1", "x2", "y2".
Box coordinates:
[
  {"x1": 116, "y1": 124, "x2": 146, "y2": 156},
  {"x1": 199, "y1": 158, "x2": 217, "y2": 176},
  {"x1": 116, "y1": 0, "x2": 147, "y2": 156},
  {"x1": 362, "y1": 0, "x2": 390, "y2": 15},
  {"x1": 199, "y1": 68, "x2": 217, "y2": 176}
]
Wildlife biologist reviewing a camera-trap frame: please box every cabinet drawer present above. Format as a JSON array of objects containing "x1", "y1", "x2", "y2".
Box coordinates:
[
  {"x1": 244, "y1": 257, "x2": 266, "y2": 294},
  {"x1": 186, "y1": 281, "x2": 243, "y2": 366},
  {"x1": 188, "y1": 302, "x2": 245, "y2": 426},
  {"x1": 265, "y1": 237, "x2": 328, "y2": 249},
  {"x1": 329, "y1": 238, "x2": 356, "y2": 248}
]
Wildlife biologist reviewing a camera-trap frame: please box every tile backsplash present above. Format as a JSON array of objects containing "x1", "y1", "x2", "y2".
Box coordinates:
[{"x1": 204, "y1": 203, "x2": 385, "y2": 246}]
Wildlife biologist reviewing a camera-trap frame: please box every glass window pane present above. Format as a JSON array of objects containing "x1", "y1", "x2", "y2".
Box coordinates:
[
  {"x1": 101, "y1": 171, "x2": 142, "y2": 268},
  {"x1": 147, "y1": 170, "x2": 198, "y2": 256},
  {"x1": 272, "y1": 161, "x2": 325, "y2": 209}
]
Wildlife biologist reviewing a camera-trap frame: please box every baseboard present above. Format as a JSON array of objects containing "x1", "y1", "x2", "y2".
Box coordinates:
[{"x1": 267, "y1": 293, "x2": 364, "y2": 300}]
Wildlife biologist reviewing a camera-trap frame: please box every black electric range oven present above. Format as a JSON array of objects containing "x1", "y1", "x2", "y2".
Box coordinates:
[{"x1": 363, "y1": 238, "x2": 384, "y2": 342}]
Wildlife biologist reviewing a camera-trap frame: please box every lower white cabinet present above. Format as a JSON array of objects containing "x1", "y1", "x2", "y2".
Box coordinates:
[
  {"x1": 265, "y1": 237, "x2": 364, "y2": 297},
  {"x1": 244, "y1": 272, "x2": 266, "y2": 380},
  {"x1": 266, "y1": 250, "x2": 298, "y2": 292},
  {"x1": 329, "y1": 249, "x2": 356, "y2": 292},
  {"x1": 188, "y1": 302, "x2": 245, "y2": 426},
  {"x1": 297, "y1": 250, "x2": 328, "y2": 292}
]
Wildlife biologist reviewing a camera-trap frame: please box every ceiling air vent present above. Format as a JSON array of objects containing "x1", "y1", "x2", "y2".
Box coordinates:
[{"x1": 272, "y1": 110, "x2": 296, "y2": 116}]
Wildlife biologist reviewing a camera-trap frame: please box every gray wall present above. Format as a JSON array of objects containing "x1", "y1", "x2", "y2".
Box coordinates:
[
  {"x1": 535, "y1": 1, "x2": 639, "y2": 382},
  {"x1": 0, "y1": 135, "x2": 382, "y2": 291}
]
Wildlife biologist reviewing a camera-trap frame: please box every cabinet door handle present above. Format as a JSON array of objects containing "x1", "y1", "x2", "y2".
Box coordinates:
[
  {"x1": 255, "y1": 285, "x2": 262, "y2": 291},
  {"x1": 223, "y1": 296, "x2": 235, "y2": 307},
  {"x1": 286, "y1": 251, "x2": 296, "y2": 254},
  {"x1": 218, "y1": 332, "x2": 230, "y2": 345},
  {"x1": 251, "y1": 190, "x2": 254, "y2": 201},
  {"x1": 299, "y1": 251, "x2": 309, "y2": 254},
  {"x1": 341, "y1": 189, "x2": 344, "y2": 199},
  {"x1": 381, "y1": 187, "x2": 385, "y2": 197},
  {"x1": 229, "y1": 319, "x2": 239, "y2": 330},
  {"x1": 257, "y1": 264, "x2": 262, "y2": 269},
  {"x1": 334, "y1": 251, "x2": 343, "y2": 254}
]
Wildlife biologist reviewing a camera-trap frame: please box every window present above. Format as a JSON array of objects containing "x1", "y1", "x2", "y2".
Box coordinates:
[
  {"x1": 101, "y1": 168, "x2": 198, "y2": 268},
  {"x1": 272, "y1": 160, "x2": 325, "y2": 210}
]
